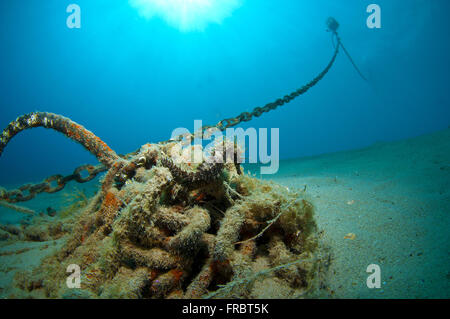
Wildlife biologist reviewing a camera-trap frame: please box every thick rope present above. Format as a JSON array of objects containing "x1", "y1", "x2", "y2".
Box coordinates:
[
  {"x1": 0, "y1": 112, "x2": 119, "y2": 167},
  {"x1": 333, "y1": 32, "x2": 367, "y2": 81}
]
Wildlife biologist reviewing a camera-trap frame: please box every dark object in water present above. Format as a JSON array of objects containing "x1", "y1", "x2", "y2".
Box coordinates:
[
  {"x1": 326, "y1": 17, "x2": 340, "y2": 33},
  {"x1": 47, "y1": 207, "x2": 57, "y2": 217}
]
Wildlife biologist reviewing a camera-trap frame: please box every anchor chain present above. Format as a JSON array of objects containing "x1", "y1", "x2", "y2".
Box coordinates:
[
  {"x1": 163, "y1": 35, "x2": 340, "y2": 143},
  {"x1": 0, "y1": 30, "x2": 342, "y2": 203},
  {"x1": 0, "y1": 164, "x2": 106, "y2": 203}
]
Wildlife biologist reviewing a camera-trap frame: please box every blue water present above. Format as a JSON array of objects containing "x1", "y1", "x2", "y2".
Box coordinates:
[{"x1": 1, "y1": 0, "x2": 449, "y2": 186}]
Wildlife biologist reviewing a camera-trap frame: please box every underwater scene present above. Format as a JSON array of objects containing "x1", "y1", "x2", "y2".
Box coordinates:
[{"x1": 0, "y1": 0, "x2": 449, "y2": 300}]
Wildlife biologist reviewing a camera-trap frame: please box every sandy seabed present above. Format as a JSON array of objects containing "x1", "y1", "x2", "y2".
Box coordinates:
[
  {"x1": 0, "y1": 128, "x2": 449, "y2": 298},
  {"x1": 267, "y1": 128, "x2": 450, "y2": 298}
]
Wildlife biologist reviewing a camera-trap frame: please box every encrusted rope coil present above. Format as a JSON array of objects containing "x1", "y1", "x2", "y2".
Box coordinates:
[{"x1": 160, "y1": 156, "x2": 224, "y2": 184}]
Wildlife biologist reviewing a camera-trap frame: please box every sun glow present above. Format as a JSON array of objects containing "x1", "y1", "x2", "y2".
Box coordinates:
[{"x1": 129, "y1": 0, "x2": 242, "y2": 31}]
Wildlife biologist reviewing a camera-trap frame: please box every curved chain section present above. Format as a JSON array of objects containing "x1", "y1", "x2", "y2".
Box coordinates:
[{"x1": 0, "y1": 32, "x2": 342, "y2": 203}]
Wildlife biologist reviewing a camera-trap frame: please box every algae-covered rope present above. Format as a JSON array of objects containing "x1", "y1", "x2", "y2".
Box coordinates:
[
  {"x1": 0, "y1": 112, "x2": 123, "y2": 202},
  {"x1": 0, "y1": 112, "x2": 119, "y2": 167}
]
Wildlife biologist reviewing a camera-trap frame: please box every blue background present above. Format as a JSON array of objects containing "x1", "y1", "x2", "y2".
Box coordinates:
[{"x1": 1, "y1": 0, "x2": 449, "y2": 185}]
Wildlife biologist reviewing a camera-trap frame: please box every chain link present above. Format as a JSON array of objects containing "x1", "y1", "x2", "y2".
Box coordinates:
[
  {"x1": 163, "y1": 38, "x2": 340, "y2": 143},
  {"x1": 0, "y1": 164, "x2": 106, "y2": 203}
]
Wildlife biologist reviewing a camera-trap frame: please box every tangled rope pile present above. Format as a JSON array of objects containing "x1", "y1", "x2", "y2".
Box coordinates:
[{"x1": 11, "y1": 141, "x2": 324, "y2": 299}]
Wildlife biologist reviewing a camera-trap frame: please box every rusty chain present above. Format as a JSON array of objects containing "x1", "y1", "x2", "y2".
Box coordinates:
[
  {"x1": 161, "y1": 34, "x2": 340, "y2": 143},
  {"x1": 0, "y1": 164, "x2": 106, "y2": 203},
  {"x1": 0, "y1": 30, "x2": 341, "y2": 204}
]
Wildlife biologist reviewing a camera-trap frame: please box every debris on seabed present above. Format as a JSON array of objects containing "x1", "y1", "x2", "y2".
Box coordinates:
[{"x1": 6, "y1": 142, "x2": 330, "y2": 299}]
